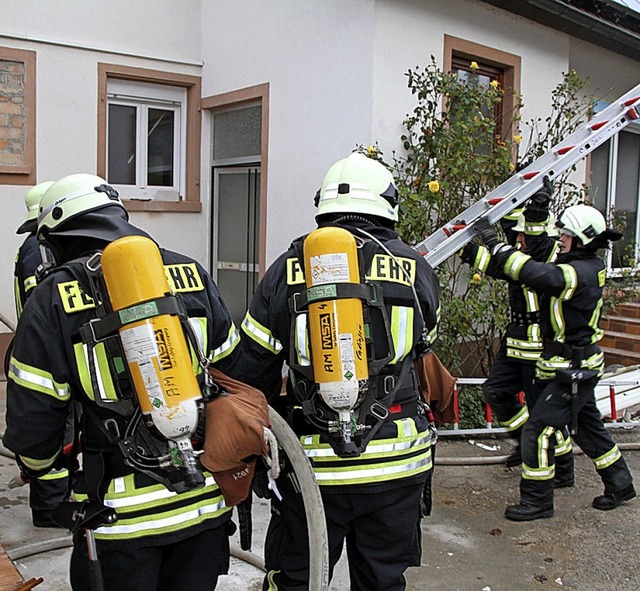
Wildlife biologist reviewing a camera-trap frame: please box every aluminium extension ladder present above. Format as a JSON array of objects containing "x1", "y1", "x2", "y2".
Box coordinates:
[{"x1": 416, "y1": 82, "x2": 640, "y2": 269}]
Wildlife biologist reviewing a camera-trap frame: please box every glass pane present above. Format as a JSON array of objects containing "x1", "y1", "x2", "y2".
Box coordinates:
[
  {"x1": 218, "y1": 170, "x2": 260, "y2": 263},
  {"x1": 147, "y1": 108, "x2": 174, "y2": 186},
  {"x1": 108, "y1": 104, "x2": 137, "y2": 184},
  {"x1": 213, "y1": 106, "x2": 261, "y2": 160},
  {"x1": 612, "y1": 132, "x2": 640, "y2": 267}
]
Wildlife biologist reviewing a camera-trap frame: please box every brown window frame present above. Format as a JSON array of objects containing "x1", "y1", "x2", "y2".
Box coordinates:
[
  {"x1": 0, "y1": 47, "x2": 36, "y2": 185},
  {"x1": 444, "y1": 35, "x2": 521, "y2": 141},
  {"x1": 97, "y1": 63, "x2": 202, "y2": 212}
]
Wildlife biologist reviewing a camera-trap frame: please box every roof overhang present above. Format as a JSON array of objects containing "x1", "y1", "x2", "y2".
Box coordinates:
[{"x1": 481, "y1": 0, "x2": 640, "y2": 61}]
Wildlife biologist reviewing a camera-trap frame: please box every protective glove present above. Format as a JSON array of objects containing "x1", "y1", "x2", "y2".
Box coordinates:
[
  {"x1": 473, "y1": 217, "x2": 499, "y2": 250},
  {"x1": 525, "y1": 176, "x2": 553, "y2": 222},
  {"x1": 458, "y1": 242, "x2": 478, "y2": 265}
]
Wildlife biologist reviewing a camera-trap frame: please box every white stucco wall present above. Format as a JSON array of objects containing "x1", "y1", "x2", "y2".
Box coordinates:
[
  {"x1": 0, "y1": 0, "x2": 204, "y2": 328},
  {"x1": 201, "y1": 0, "x2": 377, "y2": 265},
  {"x1": 1, "y1": 0, "x2": 638, "y2": 331}
]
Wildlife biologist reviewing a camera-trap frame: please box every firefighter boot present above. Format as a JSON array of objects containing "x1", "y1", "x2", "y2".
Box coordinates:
[
  {"x1": 592, "y1": 483, "x2": 636, "y2": 511},
  {"x1": 505, "y1": 501, "x2": 554, "y2": 521},
  {"x1": 506, "y1": 478, "x2": 554, "y2": 521}
]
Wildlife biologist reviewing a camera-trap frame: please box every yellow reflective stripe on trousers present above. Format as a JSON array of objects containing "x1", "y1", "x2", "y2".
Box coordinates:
[
  {"x1": 242, "y1": 313, "x2": 283, "y2": 354},
  {"x1": 301, "y1": 418, "x2": 432, "y2": 486},
  {"x1": 593, "y1": 445, "x2": 622, "y2": 470},
  {"x1": 74, "y1": 342, "x2": 119, "y2": 402},
  {"x1": 73, "y1": 475, "x2": 230, "y2": 540},
  {"x1": 554, "y1": 431, "x2": 572, "y2": 456},
  {"x1": 37, "y1": 467, "x2": 69, "y2": 481},
  {"x1": 211, "y1": 323, "x2": 240, "y2": 363},
  {"x1": 390, "y1": 306, "x2": 414, "y2": 364},
  {"x1": 522, "y1": 426, "x2": 556, "y2": 480},
  {"x1": 8, "y1": 358, "x2": 71, "y2": 401},
  {"x1": 18, "y1": 452, "x2": 60, "y2": 472},
  {"x1": 501, "y1": 406, "x2": 529, "y2": 432}
]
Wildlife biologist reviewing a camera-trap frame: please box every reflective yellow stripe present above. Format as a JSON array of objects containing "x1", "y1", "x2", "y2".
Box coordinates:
[
  {"x1": 242, "y1": 313, "x2": 283, "y2": 354},
  {"x1": 554, "y1": 431, "x2": 572, "y2": 456},
  {"x1": 210, "y1": 324, "x2": 240, "y2": 363},
  {"x1": 557, "y1": 264, "x2": 578, "y2": 301},
  {"x1": 74, "y1": 342, "x2": 119, "y2": 402},
  {"x1": 501, "y1": 406, "x2": 529, "y2": 432},
  {"x1": 301, "y1": 418, "x2": 432, "y2": 486},
  {"x1": 73, "y1": 475, "x2": 230, "y2": 540},
  {"x1": 593, "y1": 445, "x2": 622, "y2": 470},
  {"x1": 8, "y1": 358, "x2": 70, "y2": 401},
  {"x1": 504, "y1": 251, "x2": 530, "y2": 280},
  {"x1": 390, "y1": 306, "x2": 414, "y2": 364},
  {"x1": 24, "y1": 274, "x2": 37, "y2": 293},
  {"x1": 37, "y1": 467, "x2": 69, "y2": 481},
  {"x1": 294, "y1": 314, "x2": 311, "y2": 366},
  {"x1": 19, "y1": 452, "x2": 60, "y2": 472}
]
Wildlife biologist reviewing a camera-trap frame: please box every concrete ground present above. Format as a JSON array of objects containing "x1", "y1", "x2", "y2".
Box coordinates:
[{"x1": 2, "y1": 378, "x2": 640, "y2": 591}]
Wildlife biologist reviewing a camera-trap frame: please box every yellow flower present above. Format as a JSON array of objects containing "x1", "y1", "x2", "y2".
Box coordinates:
[
  {"x1": 509, "y1": 162, "x2": 516, "y2": 172},
  {"x1": 472, "y1": 273, "x2": 482, "y2": 284},
  {"x1": 428, "y1": 180, "x2": 440, "y2": 193},
  {"x1": 490, "y1": 79, "x2": 499, "y2": 89},
  {"x1": 513, "y1": 134, "x2": 522, "y2": 143},
  {"x1": 470, "y1": 61, "x2": 479, "y2": 70},
  {"x1": 366, "y1": 145, "x2": 378, "y2": 157}
]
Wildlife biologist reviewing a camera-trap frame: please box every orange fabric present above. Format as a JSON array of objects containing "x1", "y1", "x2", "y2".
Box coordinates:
[
  {"x1": 200, "y1": 368, "x2": 270, "y2": 506},
  {"x1": 413, "y1": 351, "x2": 457, "y2": 424}
]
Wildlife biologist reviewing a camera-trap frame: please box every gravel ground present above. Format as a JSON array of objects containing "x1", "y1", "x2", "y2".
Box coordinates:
[{"x1": 2, "y1": 371, "x2": 638, "y2": 591}]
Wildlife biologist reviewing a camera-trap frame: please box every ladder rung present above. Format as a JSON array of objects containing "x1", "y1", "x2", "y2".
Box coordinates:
[
  {"x1": 591, "y1": 120, "x2": 608, "y2": 131},
  {"x1": 556, "y1": 146, "x2": 574, "y2": 155}
]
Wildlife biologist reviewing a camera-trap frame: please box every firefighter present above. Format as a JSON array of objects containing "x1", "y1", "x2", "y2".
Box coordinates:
[
  {"x1": 461, "y1": 178, "x2": 574, "y2": 487},
  {"x1": 241, "y1": 152, "x2": 440, "y2": 590},
  {"x1": 477, "y1": 203, "x2": 636, "y2": 521},
  {"x1": 12, "y1": 180, "x2": 73, "y2": 528},
  {"x1": 3, "y1": 174, "x2": 243, "y2": 590}
]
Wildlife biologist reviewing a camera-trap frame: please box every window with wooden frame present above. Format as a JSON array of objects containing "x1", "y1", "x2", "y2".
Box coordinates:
[
  {"x1": 97, "y1": 64, "x2": 202, "y2": 212},
  {"x1": 444, "y1": 35, "x2": 521, "y2": 144},
  {"x1": 0, "y1": 47, "x2": 36, "y2": 185}
]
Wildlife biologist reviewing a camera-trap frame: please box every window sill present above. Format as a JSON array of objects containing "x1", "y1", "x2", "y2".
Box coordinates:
[{"x1": 124, "y1": 199, "x2": 202, "y2": 213}]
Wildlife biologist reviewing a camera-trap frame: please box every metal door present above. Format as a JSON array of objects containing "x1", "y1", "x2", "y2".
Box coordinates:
[{"x1": 211, "y1": 166, "x2": 260, "y2": 326}]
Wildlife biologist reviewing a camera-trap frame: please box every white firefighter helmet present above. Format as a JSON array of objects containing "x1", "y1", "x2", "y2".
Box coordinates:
[
  {"x1": 38, "y1": 173, "x2": 128, "y2": 240},
  {"x1": 315, "y1": 153, "x2": 399, "y2": 222},
  {"x1": 17, "y1": 181, "x2": 55, "y2": 234},
  {"x1": 556, "y1": 204, "x2": 606, "y2": 245}
]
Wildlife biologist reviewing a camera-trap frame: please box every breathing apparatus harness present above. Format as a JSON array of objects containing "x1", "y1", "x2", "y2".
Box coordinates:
[
  {"x1": 60, "y1": 239, "x2": 222, "y2": 497},
  {"x1": 287, "y1": 218, "x2": 431, "y2": 458}
]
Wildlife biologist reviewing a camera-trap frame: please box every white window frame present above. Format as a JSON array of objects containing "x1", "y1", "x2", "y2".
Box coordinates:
[{"x1": 106, "y1": 79, "x2": 187, "y2": 201}]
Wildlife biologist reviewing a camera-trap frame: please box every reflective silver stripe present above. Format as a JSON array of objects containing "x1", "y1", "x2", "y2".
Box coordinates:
[
  {"x1": 103, "y1": 476, "x2": 216, "y2": 508},
  {"x1": 211, "y1": 324, "x2": 240, "y2": 362},
  {"x1": 558, "y1": 264, "x2": 578, "y2": 301},
  {"x1": 9, "y1": 359, "x2": 70, "y2": 401},
  {"x1": 242, "y1": 313, "x2": 283, "y2": 354},
  {"x1": 503, "y1": 406, "x2": 529, "y2": 431},
  {"x1": 294, "y1": 315, "x2": 311, "y2": 366},
  {"x1": 312, "y1": 455, "x2": 431, "y2": 483},
  {"x1": 94, "y1": 498, "x2": 227, "y2": 536},
  {"x1": 83, "y1": 343, "x2": 110, "y2": 402},
  {"x1": 303, "y1": 432, "x2": 429, "y2": 458},
  {"x1": 522, "y1": 462, "x2": 555, "y2": 480},
  {"x1": 593, "y1": 446, "x2": 622, "y2": 470},
  {"x1": 188, "y1": 317, "x2": 206, "y2": 351},
  {"x1": 536, "y1": 426, "x2": 555, "y2": 468},
  {"x1": 390, "y1": 306, "x2": 413, "y2": 364}
]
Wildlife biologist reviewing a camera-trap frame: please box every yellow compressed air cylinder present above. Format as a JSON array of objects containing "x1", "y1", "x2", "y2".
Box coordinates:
[
  {"x1": 303, "y1": 227, "x2": 368, "y2": 411},
  {"x1": 101, "y1": 235, "x2": 200, "y2": 440}
]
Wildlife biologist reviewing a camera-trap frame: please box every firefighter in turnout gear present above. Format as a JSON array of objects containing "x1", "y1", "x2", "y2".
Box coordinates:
[
  {"x1": 241, "y1": 152, "x2": 440, "y2": 590},
  {"x1": 460, "y1": 177, "x2": 574, "y2": 487},
  {"x1": 478, "y1": 203, "x2": 635, "y2": 521},
  {"x1": 12, "y1": 180, "x2": 73, "y2": 528},
  {"x1": 3, "y1": 174, "x2": 243, "y2": 590}
]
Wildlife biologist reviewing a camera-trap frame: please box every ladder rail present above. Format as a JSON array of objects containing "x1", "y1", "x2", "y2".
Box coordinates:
[{"x1": 417, "y1": 82, "x2": 640, "y2": 268}]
